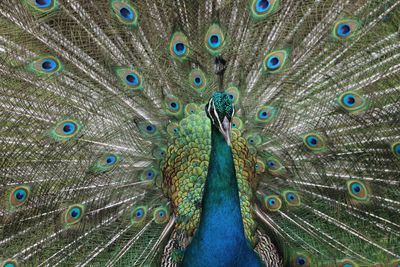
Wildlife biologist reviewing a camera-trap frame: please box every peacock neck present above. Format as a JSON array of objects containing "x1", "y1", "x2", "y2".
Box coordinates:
[
  {"x1": 182, "y1": 124, "x2": 255, "y2": 266},
  {"x1": 200, "y1": 124, "x2": 243, "y2": 223}
]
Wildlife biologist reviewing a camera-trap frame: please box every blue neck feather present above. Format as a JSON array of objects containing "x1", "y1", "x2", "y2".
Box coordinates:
[{"x1": 182, "y1": 125, "x2": 262, "y2": 267}]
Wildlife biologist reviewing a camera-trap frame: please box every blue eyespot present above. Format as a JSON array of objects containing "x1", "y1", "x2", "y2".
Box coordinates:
[
  {"x1": 256, "y1": 0, "x2": 270, "y2": 13},
  {"x1": 267, "y1": 56, "x2": 281, "y2": 71},
  {"x1": 35, "y1": 0, "x2": 52, "y2": 8},
  {"x1": 351, "y1": 183, "x2": 361, "y2": 194},
  {"x1": 343, "y1": 94, "x2": 356, "y2": 107},
  {"x1": 259, "y1": 110, "x2": 268, "y2": 119},
  {"x1": 287, "y1": 193, "x2": 296, "y2": 201},
  {"x1": 105, "y1": 155, "x2": 117, "y2": 165},
  {"x1": 136, "y1": 209, "x2": 144, "y2": 218},
  {"x1": 306, "y1": 136, "x2": 318, "y2": 147},
  {"x1": 41, "y1": 59, "x2": 57, "y2": 72},
  {"x1": 4, "y1": 263, "x2": 16, "y2": 267},
  {"x1": 337, "y1": 23, "x2": 351, "y2": 37},
  {"x1": 208, "y1": 34, "x2": 221, "y2": 49},
  {"x1": 174, "y1": 43, "x2": 186, "y2": 56},
  {"x1": 343, "y1": 264, "x2": 353, "y2": 267},
  {"x1": 126, "y1": 73, "x2": 139, "y2": 86},
  {"x1": 146, "y1": 170, "x2": 155, "y2": 179},
  {"x1": 296, "y1": 256, "x2": 306, "y2": 265},
  {"x1": 159, "y1": 210, "x2": 165, "y2": 217},
  {"x1": 70, "y1": 207, "x2": 81, "y2": 219},
  {"x1": 194, "y1": 77, "x2": 202, "y2": 86},
  {"x1": 267, "y1": 160, "x2": 276, "y2": 168},
  {"x1": 170, "y1": 102, "x2": 179, "y2": 111},
  {"x1": 146, "y1": 124, "x2": 156, "y2": 134},
  {"x1": 62, "y1": 122, "x2": 77, "y2": 135},
  {"x1": 268, "y1": 199, "x2": 276, "y2": 205},
  {"x1": 14, "y1": 189, "x2": 27, "y2": 202},
  {"x1": 120, "y1": 6, "x2": 134, "y2": 21}
]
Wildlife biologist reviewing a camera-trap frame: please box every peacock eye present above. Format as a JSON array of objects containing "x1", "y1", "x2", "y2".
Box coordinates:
[
  {"x1": 205, "y1": 24, "x2": 225, "y2": 55},
  {"x1": 255, "y1": 105, "x2": 276, "y2": 123},
  {"x1": 333, "y1": 18, "x2": 361, "y2": 40},
  {"x1": 266, "y1": 156, "x2": 286, "y2": 176},
  {"x1": 165, "y1": 95, "x2": 183, "y2": 116},
  {"x1": 263, "y1": 50, "x2": 289, "y2": 73},
  {"x1": 105, "y1": 155, "x2": 117, "y2": 165},
  {"x1": 141, "y1": 167, "x2": 158, "y2": 181},
  {"x1": 303, "y1": 133, "x2": 326, "y2": 152},
  {"x1": 64, "y1": 205, "x2": 84, "y2": 225},
  {"x1": 126, "y1": 73, "x2": 139, "y2": 86},
  {"x1": 146, "y1": 124, "x2": 155, "y2": 133},
  {"x1": 92, "y1": 153, "x2": 120, "y2": 173},
  {"x1": 267, "y1": 56, "x2": 281, "y2": 70},
  {"x1": 10, "y1": 186, "x2": 30, "y2": 208},
  {"x1": 337, "y1": 23, "x2": 351, "y2": 37},
  {"x1": 111, "y1": 1, "x2": 138, "y2": 26},
  {"x1": 264, "y1": 195, "x2": 282, "y2": 211},
  {"x1": 208, "y1": 35, "x2": 221, "y2": 49},
  {"x1": 347, "y1": 180, "x2": 369, "y2": 202},
  {"x1": 250, "y1": 0, "x2": 279, "y2": 19},
  {"x1": 50, "y1": 119, "x2": 81, "y2": 141},
  {"x1": 170, "y1": 101, "x2": 179, "y2": 111},
  {"x1": 284, "y1": 191, "x2": 301, "y2": 206},
  {"x1": 170, "y1": 32, "x2": 189, "y2": 61},
  {"x1": 28, "y1": 56, "x2": 63, "y2": 76},
  {"x1": 146, "y1": 170, "x2": 155, "y2": 179},
  {"x1": 338, "y1": 91, "x2": 367, "y2": 113},
  {"x1": 41, "y1": 58, "x2": 57, "y2": 72},
  {"x1": 132, "y1": 206, "x2": 147, "y2": 224},
  {"x1": 194, "y1": 77, "x2": 202, "y2": 86},
  {"x1": 190, "y1": 69, "x2": 207, "y2": 93},
  {"x1": 153, "y1": 206, "x2": 170, "y2": 224},
  {"x1": 62, "y1": 122, "x2": 77, "y2": 135}
]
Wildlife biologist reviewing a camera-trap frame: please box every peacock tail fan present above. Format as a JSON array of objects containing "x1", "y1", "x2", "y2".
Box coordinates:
[{"x1": 0, "y1": 0, "x2": 399, "y2": 266}]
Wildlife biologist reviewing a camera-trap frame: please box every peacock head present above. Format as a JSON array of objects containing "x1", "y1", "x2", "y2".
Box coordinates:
[{"x1": 206, "y1": 92, "x2": 235, "y2": 145}]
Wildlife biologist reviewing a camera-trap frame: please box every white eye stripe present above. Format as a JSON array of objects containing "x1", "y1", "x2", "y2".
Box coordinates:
[
  {"x1": 212, "y1": 100, "x2": 224, "y2": 133},
  {"x1": 208, "y1": 98, "x2": 215, "y2": 125}
]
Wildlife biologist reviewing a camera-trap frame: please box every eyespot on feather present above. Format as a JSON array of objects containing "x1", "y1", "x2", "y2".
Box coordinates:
[
  {"x1": 204, "y1": 24, "x2": 226, "y2": 55},
  {"x1": 64, "y1": 204, "x2": 85, "y2": 226},
  {"x1": 250, "y1": 0, "x2": 279, "y2": 20},
  {"x1": 9, "y1": 186, "x2": 30, "y2": 208},
  {"x1": 110, "y1": 0, "x2": 138, "y2": 26},
  {"x1": 262, "y1": 49, "x2": 289, "y2": 73},
  {"x1": 346, "y1": 180, "x2": 369, "y2": 202},
  {"x1": 49, "y1": 119, "x2": 82, "y2": 142},
  {"x1": 131, "y1": 206, "x2": 147, "y2": 224},
  {"x1": 153, "y1": 206, "x2": 170, "y2": 224},
  {"x1": 332, "y1": 18, "x2": 361, "y2": 40},
  {"x1": 264, "y1": 195, "x2": 282, "y2": 211},
  {"x1": 337, "y1": 91, "x2": 368, "y2": 113},
  {"x1": 189, "y1": 69, "x2": 207, "y2": 93},
  {"x1": 28, "y1": 56, "x2": 63, "y2": 76},
  {"x1": 170, "y1": 32, "x2": 190, "y2": 61}
]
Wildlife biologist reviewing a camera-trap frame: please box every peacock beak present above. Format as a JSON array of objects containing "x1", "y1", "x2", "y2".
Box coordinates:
[{"x1": 220, "y1": 116, "x2": 232, "y2": 146}]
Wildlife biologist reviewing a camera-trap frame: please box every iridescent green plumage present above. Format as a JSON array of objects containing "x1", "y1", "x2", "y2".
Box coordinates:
[{"x1": 0, "y1": 0, "x2": 399, "y2": 266}]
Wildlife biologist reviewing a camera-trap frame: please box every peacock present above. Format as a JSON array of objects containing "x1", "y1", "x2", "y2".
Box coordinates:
[{"x1": 0, "y1": 0, "x2": 400, "y2": 266}]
